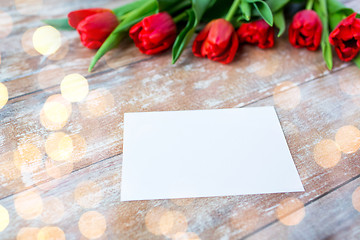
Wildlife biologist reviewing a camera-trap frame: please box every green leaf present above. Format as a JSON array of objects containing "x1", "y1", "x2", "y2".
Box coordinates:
[
  {"x1": 42, "y1": 18, "x2": 74, "y2": 30},
  {"x1": 247, "y1": 0, "x2": 273, "y2": 26},
  {"x1": 314, "y1": 0, "x2": 333, "y2": 70},
  {"x1": 240, "y1": 0, "x2": 251, "y2": 21},
  {"x1": 273, "y1": 10, "x2": 285, "y2": 37},
  {"x1": 202, "y1": 0, "x2": 233, "y2": 21},
  {"x1": 267, "y1": 0, "x2": 290, "y2": 12},
  {"x1": 172, "y1": 0, "x2": 212, "y2": 64},
  {"x1": 113, "y1": 0, "x2": 148, "y2": 17},
  {"x1": 89, "y1": 0, "x2": 159, "y2": 71},
  {"x1": 353, "y1": 54, "x2": 360, "y2": 69}
]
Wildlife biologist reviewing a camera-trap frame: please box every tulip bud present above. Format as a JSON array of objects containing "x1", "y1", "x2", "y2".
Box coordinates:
[
  {"x1": 237, "y1": 19, "x2": 274, "y2": 49},
  {"x1": 329, "y1": 13, "x2": 360, "y2": 62},
  {"x1": 129, "y1": 12, "x2": 177, "y2": 55},
  {"x1": 289, "y1": 10, "x2": 322, "y2": 51},
  {"x1": 68, "y1": 8, "x2": 119, "y2": 49},
  {"x1": 192, "y1": 19, "x2": 239, "y2": 64}
]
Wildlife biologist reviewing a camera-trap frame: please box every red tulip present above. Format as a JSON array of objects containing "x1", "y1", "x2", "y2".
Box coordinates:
[
  {"x1": 68, "y1": 8, "x2": 119, "y2": 49},
  {"x1": 289, "y1": 10, "x2": 322, "y2": 51},
  {"x1": 329, "y1": 13, "x2": 360, "y2": 62},
  {"x1": 193, "y1": 19, "x2": 238, "y2": 64},
  {"x1": 237, "y1": 19, "x2": 274, "y2": 49},
  {"x1": 129, "y1": 12, "x2": 177, "y2": 55}
]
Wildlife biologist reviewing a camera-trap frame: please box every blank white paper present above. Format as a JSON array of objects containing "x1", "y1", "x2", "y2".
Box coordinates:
[{"x1": 121, "y1": 107, "x2": 304, "y2": 201}]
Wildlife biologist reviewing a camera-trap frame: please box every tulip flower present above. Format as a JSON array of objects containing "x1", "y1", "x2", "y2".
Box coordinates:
[
  {"x1": 289, "y1": 10, "x2": 322, "y2": 51},
  {"x1": 329, "y1": 13, "x2": 360, "y2": 62},
  {"x1": 68, "y1": 8, "x2": 119, "y2": 49},
  {"x1": 129, "y1": 12, "x2": 177, "y2": 55},
  {"x1": 192, "y1": 19, "x2": 239, "y2": 64},
  {"x1": 237, "y1": 19, "x2": 274, "y2": 49}
]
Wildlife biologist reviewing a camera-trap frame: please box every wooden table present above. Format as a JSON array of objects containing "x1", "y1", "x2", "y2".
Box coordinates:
[{"x1": 1, "y1": 0, "x2": 360, "y2": 239}]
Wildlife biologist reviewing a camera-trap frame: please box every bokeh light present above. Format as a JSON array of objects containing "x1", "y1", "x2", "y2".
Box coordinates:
[
  {"x1": 0, "y1": 204, "x2": 9, "y2": 232},
  {"x1": 313, "y1": 139, "x2": 341, "y2": 168},
  {"x1": 40, "y1": 95, "x2": 72, "y2": 131},
  {"x1": 335, "y1": 125, "x2": 360, "y2": 154},
  {"x1": 45, "y1": 158, "x2": 74, "y2": 179},
  {"x1": 37, "y1": 65, "x2": 65, "y2": 90},
  {"x1": 14, "y1": 189, "x2": 43, "y2": 220},
  {"x1": 17, "y1": 227, "x2": 40, "y2": 240},
  {"x1": 80, "y1": 88, "x2": 115, "y2": 118},
  {"x1": 61, "y1": 74, "x2": 89, "y2": 103},
  {"x1": 276, "y1": 197, "x2": 305, "y2": 226},
  {"x1": 230, "y1": 207, "x2": 259, "y2": 233},
  {"x1": 0, "y1": 151, "x2": 21, "y2": 180},
  {"x1": 15, "y1": 0, "x2": 43, "y2": 15},
  {"x1": 37, "y1": 226, "x2": 65, "y2": 240},
  {"x1": 273, "y1": 81, "x2": 301, "y2": 110},
  {"x1": 0, "y1": 82, "x2": 8, "y2": 110},
  {"x1": 48, "y1": 39, "x2": 69, "y2": 61},
  {"x1": 78, "y1": 211, "x2": 107, "y2": 239},
  {"x1": 172, "y1": 232, "x2": 200, "y2": 240},
  {"x1": 352, "y1": 186, "x2": 360, "y2": 212},
  {"x1": 0, "y1": 11, "x2": 13, "y2": 38},
  {"x1": 159, "y1": 210, "x2": 188, "y2": 237},
  {"x1": 13, "y1": 143, "x2": 43, "y2": 172},
  {"x1": 145, "y1": 207, "x2": 168, "y2": 235},
  {"x1": 45, "y1": 132, "x2": 73, "y2": 161},
  {"x1": 41, "y1": 196, "x2": 65, "y2": 224},
  {"x1": 32, "y1": 26, "x2": 61, "y2": 56},
  {"x1": 69, "y1": 134, "x2": 87, "y2": 162},
  {"x1": 74, "y1": 180, "x2": 103, "y2": 208},
  {"x1": 21, "y1": 28, "x2": 40, "y2": 56}
]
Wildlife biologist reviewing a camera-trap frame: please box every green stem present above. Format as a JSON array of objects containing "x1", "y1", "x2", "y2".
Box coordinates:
[
  {"x1": 166, "y1": 0, "x2": 191, "y2": 15},
  {"x1": 173, "y1": 11, "x2": 188, "y2": 23},
  {"x1": 306, "y1": 0, "x2": 315, "y2": 10},
  {"x1": 225, "y1": 0, "x2": 242, "y2": 22}
]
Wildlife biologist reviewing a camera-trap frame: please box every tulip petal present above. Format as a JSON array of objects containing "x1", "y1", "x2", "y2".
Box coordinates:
[{"x1": 68, "y1": 8, "x2": 113, "y2": 28}]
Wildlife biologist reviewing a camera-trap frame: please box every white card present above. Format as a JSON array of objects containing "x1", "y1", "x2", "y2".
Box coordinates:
[{"x1": 121, "y1": 107, "x2": 304, "y2": 201}]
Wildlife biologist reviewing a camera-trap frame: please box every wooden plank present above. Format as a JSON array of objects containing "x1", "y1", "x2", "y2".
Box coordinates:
[{"x1": 1, "y1": 63, "x2": 360, "y2": 239}]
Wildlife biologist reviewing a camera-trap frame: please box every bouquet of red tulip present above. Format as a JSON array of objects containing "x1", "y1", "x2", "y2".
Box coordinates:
[{"x1": 44, "y1": 0, "x2": 360, "y2": 71}]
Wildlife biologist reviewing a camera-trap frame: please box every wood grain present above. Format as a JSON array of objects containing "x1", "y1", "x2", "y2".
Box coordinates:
[{"x1": 0, "y1": 0, "x2": 360, "y2": 239}]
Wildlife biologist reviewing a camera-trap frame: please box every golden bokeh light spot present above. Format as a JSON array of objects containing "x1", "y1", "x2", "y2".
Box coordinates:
[
  {"x1": 41, "y1": 196, "x2": 64, "y2": 224},
  {"x1": 159, "y1": 210, "x2": 188, "y2": 237},
  {"x1": 13, "y1": 143, "x2": 43, "y2": 172},
  {"x1": 15, "y1": 0, "x2": 43, "y2": 15},
  {"x1": 0, "y1": 151, "x2": 21, "y2": 180},
  {"x1": 69, "y1": 134, "x2": 87, "y2": 162},
  {"x1": 32, "y1": 26, "x2": 61, "y2": 56},
  {"x1": 17, "y1": 227, "x2": 40, "y2": 240},
  {"x1": 14, "y1": 189, "x2": 43, "y2": 220},
  {"x1": 352, "y1": 186, "x2": 360, "y2": 212},
  {"x1": 22, "y1": 28, "x2": 40, "y2": 56},
  {"x1": 48, "y1": 39, "x2": 69, "y2": 61},
  {"x1": 37, "y1": 65, "x2": 65, "y2": 90},
  {"x1": 276, "y1": 197, "x2": 305, "y2": 226},
  {"x1": 171, "y1": 198, "x2": 194, "y2": 207},
  {"x1": 145, "y1": 207, "x2": 168, "y2": 235},
  {"x1": 0, "y1": 204, "x2": 9, "y2": 232},
  {"x1": 172, "y1": 232, "x2": 200, "y2": 240},
  {"x1": 313, "y1": 139, "x2": 341, "y2": 168},
  {"x1": 255, "y1": 57, "x2": 279, "y2": 77},
  {"x1": 40, "y1": 94, "x2": 72, "y2": 131},
  {"x1": 273, "y1": 81, "x2": 301, "y2": 110},
  {"x1": 0, "y1": 82, "x2": 8, "y2": 110},
  {"x1": 83, "y1": 89, "x2": 115, "y2": 118},
  {"x1": 45, "y1": 158, "x2": 73, "y2": 179},
  {"x1": 74, "y1": 180, "x2": 103, "y2": 208},
  {"x1": 61, "y1": 73, "x2": 89, "y2": 103},
  {"x1": 37, "y1": 226, "x2": 65, "y2": 240},
  {"x1": 0, "y1": 11, "x2": 13, "y2": 38},
  {"x1": 335, "y1": 125, "x2": 360, "y2": 154},
  {"x1": 230, "y1": 207, "x2": 259, "y2": 233},
  {"x1": 78, "y1": 211, "x2": 107, "y2": 239},
  {"x1": 45, "y1": 132, "x2": 73, "y2": 161}
]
